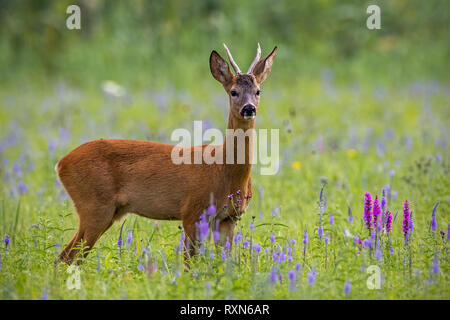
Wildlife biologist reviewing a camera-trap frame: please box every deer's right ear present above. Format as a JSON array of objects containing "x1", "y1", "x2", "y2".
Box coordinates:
[{"x1": 210, "y1": 50, "x2": 233, "y2": 87}]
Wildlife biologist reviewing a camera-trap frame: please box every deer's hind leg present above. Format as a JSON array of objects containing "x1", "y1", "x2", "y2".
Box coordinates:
[{"x1": 59, "y1": 202, "x2": 116, "y2": 264}]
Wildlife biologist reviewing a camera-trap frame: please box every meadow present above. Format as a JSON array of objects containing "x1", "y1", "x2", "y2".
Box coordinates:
[
  {"x1": 0, "y1": 0, "x2": 449, "y2": 300},
  {"x1": 0, "y1": 75, "x2": 448, "y2": 299}
]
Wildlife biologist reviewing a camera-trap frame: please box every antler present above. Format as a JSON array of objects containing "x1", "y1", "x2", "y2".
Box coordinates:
[
  {"x1": 223, "y1": 43, "x2": 241, "y2": 74},
  {"x1": 247, "y1": 42, "x2": 261, "y2": 74}
]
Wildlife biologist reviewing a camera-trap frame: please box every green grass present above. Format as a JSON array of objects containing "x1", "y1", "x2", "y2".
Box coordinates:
[{"x1": 0, "y1": 77, "x2": 449, "y2": 299}]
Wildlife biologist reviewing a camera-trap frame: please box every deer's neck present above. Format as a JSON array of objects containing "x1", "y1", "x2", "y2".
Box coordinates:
[{"x1": 223, "y1": 112, "x2": 255, "y2": 194}]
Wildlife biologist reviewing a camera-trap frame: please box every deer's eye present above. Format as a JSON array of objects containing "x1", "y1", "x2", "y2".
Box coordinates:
[
  {"x1": 256, "y1": 90, "x2": 261, "y2": 96},
  {"x1": 230, "y1": 90, "x2": 238, "y2": 97}
]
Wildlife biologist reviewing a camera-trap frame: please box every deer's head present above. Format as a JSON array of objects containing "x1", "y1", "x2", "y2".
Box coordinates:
[{"x1": 210, "y1": 43, "x2": 277, "y2": 123}]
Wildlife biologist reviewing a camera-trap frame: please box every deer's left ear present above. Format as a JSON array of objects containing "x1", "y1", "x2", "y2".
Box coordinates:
[{"x1": 252, "y1": 46, "x2": 277, "y2": 84}]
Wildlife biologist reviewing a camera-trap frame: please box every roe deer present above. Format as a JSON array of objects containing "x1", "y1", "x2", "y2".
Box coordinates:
[{"x1": 56, "y1": 43, "x2": 277, "y2": 264}]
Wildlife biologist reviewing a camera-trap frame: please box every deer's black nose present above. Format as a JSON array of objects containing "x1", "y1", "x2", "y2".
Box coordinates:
[{"x1": 241, "y1": 104, "x2": 256, "y2": 119}]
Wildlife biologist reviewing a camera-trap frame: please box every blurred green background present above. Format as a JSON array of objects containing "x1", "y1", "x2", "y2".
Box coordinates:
[{"x1": 1, "y1": 0, "x2": 449, "y2": 90}]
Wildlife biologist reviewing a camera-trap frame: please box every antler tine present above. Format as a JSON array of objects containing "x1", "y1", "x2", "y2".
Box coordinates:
[
  {"x1": 223, "y1": 43, "x2": 241, "y2": 74},
  {"x1": 247, "y1": 42, "x2": 261, "y2": 74}
]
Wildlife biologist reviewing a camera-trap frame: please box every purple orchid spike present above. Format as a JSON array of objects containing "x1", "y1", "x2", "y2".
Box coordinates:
[
  {"x1": 402, "y1": 200, "x2": 411, "y2": 245},
  {"x1": 364, "y1": 193, "x2": 373, "y2": 232}
]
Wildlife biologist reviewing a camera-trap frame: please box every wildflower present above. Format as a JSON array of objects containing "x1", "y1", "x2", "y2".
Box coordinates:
[
  {"x1": 249, "y1": 223, "x2": 254, "y2": 231},
  {"x1": 439, "y1": 231, "x2": 445, "y2": 239},
  {"x1": 207, "y1": 204, "x2": 216, "y2": 216},
  {"x1": 117, "y1": 235, "x2": 123, "y2": 248},
  {"x1": 236, "y1": 189, "x2": 241, "y2": 195},
  {"x1": 364, "y1": 193, "x2": 373, "y2": 232},
  {"x1": 48, "y1": 139, "x2": 56, "y2": 155},
  {"x1": 126, "y1": 232, "x2": 133, "y2": 245},
  {"x1": 385, "y1": 211, "x2": 393, "y2": 234},
  {"x1": 430, "y1": 202, "x2": 439, "y2": 231},
  {"x1": 234, "y1": 233, "x2": 242, "y2": 244},
  {"x1": 205, "y1": 282, "x2": 211, "y2": 290},
  {"x1": 213, "y1": 230, "x2": 220, "y2": 243},
  {"x1": 278, "y1": 273, "x2": 284, "y2": 284},
  {"x1": 344, "y1": 229, "x2": 351, "y2": 238},
  {"x1": 227, "y1": 194, "x2": 233, "y2": 199},
  {"x1": 347, "y1": 206, "x2": 354, "y2": 223},
  {"x1": 329, "y1": 213, "x2": 334, "y2": 225},
  {"x1": 138, "y1": 263, "x2": 144, "y2": 271},
  {"x1": 324, "y1": 233, "x2": 329, "y2": 244},
  {"x1": 270, "y1": 233, "x2": 275, "y2": 243},
  {"x1": 307, "y1": 269, "x2": 316, "y2": 286},
  {"x1": 402, "y1": 200, "x2": 411, "y2": 244},
  {"x1": 295, "y1": 263, "x2": 301, "y2": 271},
  {"x1": 375, "y1": 247, "x2": 382, "y2": 261},
  {"x1": 13, "y1": 162, "x2": 23, "y2": 178},
  {"x1": 288, "y1": 270, "x2": 296, "y2": 290},
  {"x1": 432, "y1": 255, "x2": 439, "y2": 274},
  {"x1": 302, "y1": 228, "x2": 308, "y2": 245},
  {"x1": 197, "y1": 217, "x2": 209, "y2": 242},
  {"x1": 381, "y1": 188, "x2": 387, "y2": 212},
  {"x1": 41, "y1": 290, "x2": 48, "y2": 300},
  {"x1": 20, "y1": 178, "x2": 32, "y2": 193},
  {"x1": 344, "y1": 279, "x2": 351, "y2": 296},
  {"x1": 209, "y1": 252, "x2": 214, "y2": 259},
  {"x1": 269, "y1": 268, "x2": 277, "y2": 284},
  {"x1": 4, "y1": 235, "x2": 10, "y2": 249},
  {"x1": 292, "y1": 161, "x2": 301, "y2": 170},
  {"x1": 447, "y1": 223, "x2": 450, "y2": 241},
  {"x1": 252, "y1": 243, "x2": 261, "y2": 253},
  {"x1": 347, "y1": 149, "x2": 357, "y2": 158},
  {"x1": 221, "y1": 250, "x2": 227, "y2": 260},
  {"x1": 291, "y1": 238, "x2": 296, "y2": 245},
  {"x1": 317, "y1": 224, "x2": 323, "y2": 238},
  {"x1": 373, "y1": 196, "x2": 381, "y2": 232},
  {"x1": 243, "y1": 239, "x2": 249, "y2": 249},
  {"x1": 225, "y1": 238, "x2": 231, "y2": 251}
]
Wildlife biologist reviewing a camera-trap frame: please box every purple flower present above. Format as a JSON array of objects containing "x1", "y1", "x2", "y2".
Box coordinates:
[
  {"x1": 373, "y1": 196, "x2": 381, "y2": 232},
  {"x1": 288, "y1": 270, "x2": 296, "y2": 291},
  {"x1": 307, "y1": 269, "x2": 316, "y2": 286},
  {"x1": 432, "y1": 255, "x2": 439, "y2": 274},
  {"x1": 324, "y1": 232, "x2": 329, "y2": 244},
  {"x1": 317, "y1": 224, "x2": 323, "y2": 238},
  {"x1": 402, "y1": 200, "x2": 411, "y2": 244},
  {"x1": 278, "y1": 273, "x2": 284, "y2": 284},
  {"x1": 249, "y1": 223, "x2": 254, "y2": 231},
  {"x1": 221, "y1": 250, "x2": 227, "y2": 260},
  {"x1": 347, "y1": 206, "x2": 354, "y2": 223},
  {"x1": 117, "y1": 235, "x2": 123, "y2": 248},
  {"x1": 234, "y1": 233, "x2": 242, "y2": 244},
  {"x1": 48, "y1": 139, "x2": 56, "y2": 155},
  {"x1": 447, "y1": 224, "x2": 450, "y2": 241},
  {"x1": 430, "y1": 202, "x2": 439, "y2": 231},
  {"x1": 126, "y1": 232, "x2": 133, "y2": 245},
  {"x1": 252, "y1": 243, "x2": 261, "y2": 253},
  {"x1": 381, "y1": 188, "x2": 387, "y2": 212},
  {"x1": 197, "y1": 215, "x2": 209, "y2": 242},
  {"x1": 243, "y1": 239, "x2": 249, "y2": 249},
  {"x1": 302, "y1": 228, "x2": 308, "y2": 245},
  {"x1": 375, "y1": 248, "x2": 382, "y2": 261},
  {"x1": 364, "y1": 193, "x2": 373, "y2": 232},
  {"x1": 225, "y1": 238, "x2": 231, "y2": 251},
  {"x1": 13, "y1": 162, "x2": 23, "y2": 177},
  {"x1": 18, "y1": 181, "x2": 27, "y2": 194},
  {"x1": 385, "y1": 211, "x2": 393, "y2": 234},
  {"x1": 205, "y1": 282, "x2": 211, "y2": 290},
  {"x1": 295, "y1": 263, "x2": 301, "y2": 271},
  {"x1": 270, "y1": 233, "x2": 275, "y2": 243},
  {"x1": 4, "y1": 235, "x2": 10, "y2": 248},
  {"x1": 213, "y1": 230, "x2": 220, "y2": 243},
  {"x1": 41, "y1": 290, "x2": 48, "y2": 300},
  {"x1": 344, "y1": 279, "x2": 351, "y2": 296},
  {"x1": 207, "y1": 204, "x2": 216, "y2": 216},
  {"x1": 269, "y1": 268, "x2": 277, "y2": 284},
  {"x1": 329, "y1": 213, "x2": 334, "y2": 225},
  {"x1": 291, "y1": 238, "x2": 296, "y2": 245}
]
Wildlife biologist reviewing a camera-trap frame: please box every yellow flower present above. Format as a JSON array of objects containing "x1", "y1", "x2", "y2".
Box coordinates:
[
  {"x1": 292, "y1": 161, "x2": 301, "y2": 170},
  {"x1": 347, "y1": 149, "x2": 357, "y2": 158}
]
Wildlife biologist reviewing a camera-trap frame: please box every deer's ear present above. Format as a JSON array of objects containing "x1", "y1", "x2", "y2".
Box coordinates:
[
  {"x1": 210, "y1": 50, "x2": 233, "y2": 87},
  {"x1": 252, "y1": 46, "x2": 277, "y2": 84}
]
